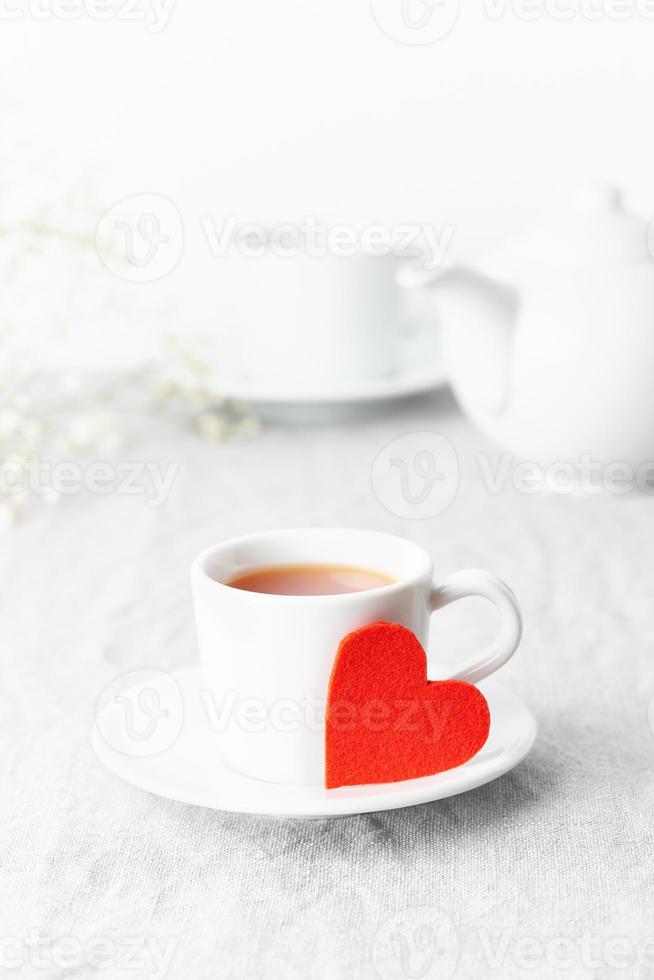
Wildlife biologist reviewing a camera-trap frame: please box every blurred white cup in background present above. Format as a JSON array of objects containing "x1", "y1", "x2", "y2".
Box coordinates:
[{"x1": 217, "y1": 248, "x2": 403, "y2": 390}]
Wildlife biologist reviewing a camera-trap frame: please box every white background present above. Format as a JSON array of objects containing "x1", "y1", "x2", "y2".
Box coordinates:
[{"x1": 3, "y1": 0, "x2": 654, "y2": 328}]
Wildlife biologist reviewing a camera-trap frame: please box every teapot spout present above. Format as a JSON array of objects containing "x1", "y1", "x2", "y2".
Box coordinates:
[{"x1": 398, "y1": 263, "x2": 518, "y2": 416}]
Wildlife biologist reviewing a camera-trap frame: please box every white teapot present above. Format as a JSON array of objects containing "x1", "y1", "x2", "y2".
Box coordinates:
[{"x1": 399, "y1": 186, "x2": 654, "y2": 470}]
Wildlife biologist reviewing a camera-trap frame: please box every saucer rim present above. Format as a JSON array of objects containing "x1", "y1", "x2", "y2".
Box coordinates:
[
  {"x1": 93, "y1": 667, "x2": 537, "y2": 819},
  {"x1": 209, "y1": 326, "x2": 446, "y2": 405},
  {"x1": 211, "y1": 365, "x2": 447, "y2": 406}
]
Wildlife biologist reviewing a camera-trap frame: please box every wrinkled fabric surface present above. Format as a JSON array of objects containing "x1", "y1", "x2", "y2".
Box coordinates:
[{"x1": 2, "y1": 390, "x2": 653, "y2": 980}]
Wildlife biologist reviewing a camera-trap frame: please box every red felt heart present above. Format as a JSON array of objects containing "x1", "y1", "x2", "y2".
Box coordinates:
[{"x1": 325, "y1": 621, "x2": 490, "y2": 788}]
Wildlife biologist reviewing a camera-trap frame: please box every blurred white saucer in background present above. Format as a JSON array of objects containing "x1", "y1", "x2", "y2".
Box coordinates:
[{"x1": 212, "y1": 321, "x2": 447, "y2": 423}]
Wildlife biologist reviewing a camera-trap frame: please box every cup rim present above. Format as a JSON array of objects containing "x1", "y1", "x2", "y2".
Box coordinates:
[{"x1": 191, "y1": 527, "x2": 432, "y2": 603}]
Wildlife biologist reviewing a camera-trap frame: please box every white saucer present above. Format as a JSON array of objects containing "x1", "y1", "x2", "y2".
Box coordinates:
[
  {"x1": 92, "y1": 666, "x2": 536, "y2": 819},
  {"x1": 211, "y1": 324, "x2": 446, "y2": 422}
]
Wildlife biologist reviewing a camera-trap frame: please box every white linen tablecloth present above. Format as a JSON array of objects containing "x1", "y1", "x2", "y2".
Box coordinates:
[{"x1": 2, "y1": 389, "x2": 653, "y2": 980}]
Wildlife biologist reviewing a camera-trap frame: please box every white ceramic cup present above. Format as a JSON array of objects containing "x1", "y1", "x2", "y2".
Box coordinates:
[{"x1": 191, "y1": 528, "x2": 522, "y2": 786}]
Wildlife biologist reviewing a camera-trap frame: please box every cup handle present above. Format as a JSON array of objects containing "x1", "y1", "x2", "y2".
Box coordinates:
[{"x1": 429, "y1": 569, "x2": 522, "y2": 685}]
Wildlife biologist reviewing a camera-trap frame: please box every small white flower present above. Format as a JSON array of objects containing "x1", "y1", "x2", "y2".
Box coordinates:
[
  {"x1": 197, "y1": 412, "x2": 228, "y2": 440},
  {"x1": 96, "y1": 429, "x2": 124, "y2": 457},
  {"x1": 0, "y1": 411, "x2": 21, "y2": 439},
  {"x1": 67, "y1": 411, "x2": 116, "y2": 450},
  {"x1": 154, "y1": 378, "x2": 178, "y2": 400},
  {"x1": 50, "y1": 434, "x2": 72, "y2": 456},
  {"x1": 0, "y1": 502, "x2": 16, "y2": 532},
  {"x1": 41, "y1": 488, "x2": 61, "y2": 507},
  {"x1": 7, "y1": 488, "x2": 28, "y2": 513},
  {"x1": 59, "y1": 373, "x2": 85, "y2": 397},
  {"x1": 239, "y1": 415, "x2": 261, "y2": 437},
  {"x1": 0, "y1": 454, "x2": 27, "y2": 480},
  {"x1": 11, "y1": 394, "x2": 31, "y2": 414},
  {"x1": 67, "y1": 415, "x2": 97, "y2": 449},
  {"x1": 18, "y1": 418, "x2": 43, "y2": 445}
]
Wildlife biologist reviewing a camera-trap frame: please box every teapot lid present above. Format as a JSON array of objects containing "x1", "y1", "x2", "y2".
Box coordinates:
[{"x1": 483, "y1": 185, "x2": 651, "y2": 275}]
